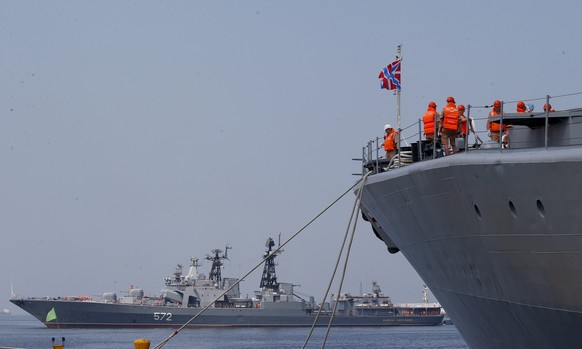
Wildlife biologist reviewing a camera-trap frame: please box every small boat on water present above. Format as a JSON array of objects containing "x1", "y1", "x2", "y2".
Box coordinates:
[{"x1": 10, "y1": 238, "x2": 443, "y2": 328}]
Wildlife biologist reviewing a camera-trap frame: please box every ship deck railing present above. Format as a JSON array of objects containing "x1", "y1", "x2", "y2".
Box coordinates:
[{"x1": 359, "y1": 93, "x2": 582, "y2": 175}]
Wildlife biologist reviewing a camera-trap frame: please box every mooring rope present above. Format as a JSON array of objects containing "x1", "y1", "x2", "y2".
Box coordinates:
[
  {"x1": 300, "y1": 171, "x2": 371, "y2": 349},
  {"x1": 152, "y1": 176, "x2": 367, "y2": 349}
]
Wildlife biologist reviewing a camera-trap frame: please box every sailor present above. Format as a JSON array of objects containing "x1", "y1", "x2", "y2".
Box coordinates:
[
  {"x1": 458, "y1": 105, "x2": 468, "y2": 139},
  {"x1": 383, "y1": 124, "x2": 399, "y2": 159},
  {"x1": 516, "y1": 101, "x2": 527, "y2": 113},
  {"x1": 486, "y1": 100, "x2": 509, "y2": 143},
  {"x1": 543, "y1": 103, "x2": 556, "y2": 112},
  {"x1": 439, "y1": 96, "x2": 459, "y2": 155},
  {"x1": 422, "y1": 101, "x2": 439, "y2": 141}
]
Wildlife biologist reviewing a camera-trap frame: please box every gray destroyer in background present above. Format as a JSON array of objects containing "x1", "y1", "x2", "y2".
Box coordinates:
[
  {"x1": 358, "y1": 103, "x2": 582, "y2": 348},
  {"x1": 10, "y1": 238, "x2": 443, "y2": 328}
]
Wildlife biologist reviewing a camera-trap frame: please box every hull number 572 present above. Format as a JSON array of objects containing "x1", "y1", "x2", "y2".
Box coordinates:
[{"x1": 154, "y1": 312, "x2": 172, "y2": 321}]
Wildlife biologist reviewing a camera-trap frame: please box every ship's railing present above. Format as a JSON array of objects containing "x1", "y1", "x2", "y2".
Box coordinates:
[
  {"x1": 360, "y1": 93, "x2": 582, "y2": 175},
  {"x1": 360, "y1": 112, "x2": 489, "y2": 175}
]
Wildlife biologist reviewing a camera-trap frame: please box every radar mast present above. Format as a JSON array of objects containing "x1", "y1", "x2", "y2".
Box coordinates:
[
  {"x1": 260, "y1": 237, "x2": 281, "y2": 290},
  {"x1": 205, "y1": 245, "x2": 231, "y2": 284}
]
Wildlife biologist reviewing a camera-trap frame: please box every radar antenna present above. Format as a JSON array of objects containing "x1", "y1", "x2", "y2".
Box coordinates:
[
  {"x1": 206, "y1": 247, "x2": 230, "y2": 283},
  {"x1": 259, "y1": 237, "x2": 280, "y2": 290},
  {"x1": 224, "y1": 244, "x2": 232, "y2": 260},
  {"x1": 174, "y1": 264, "x2": 183, "y2": 281},
  {"x1": 372, "y1": 281, "x2": 381, "y2": 296}
]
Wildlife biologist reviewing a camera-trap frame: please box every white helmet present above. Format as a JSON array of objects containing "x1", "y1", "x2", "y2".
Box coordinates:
[{"x1": 384, "y1": 124, "x2": 392, "y2": 130}]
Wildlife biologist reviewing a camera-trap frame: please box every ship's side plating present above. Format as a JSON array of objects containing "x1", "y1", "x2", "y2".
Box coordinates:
[{"x1": 359, "y1": 109, "x2": 582, "y2": 348}]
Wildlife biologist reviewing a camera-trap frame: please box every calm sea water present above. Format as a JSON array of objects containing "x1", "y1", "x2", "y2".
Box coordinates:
[{"x1": 0, "y1": 315, "x2": 468, "y2": 349}]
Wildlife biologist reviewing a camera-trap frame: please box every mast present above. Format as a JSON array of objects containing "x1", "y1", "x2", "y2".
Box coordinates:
[
  {"x1": 205, "y1": 245, "x2": 231, "y2": 285},
  {"x1": 259, "y1": 237, "x2": 280, "y2": 290},
  {"x1": 395, "y1": 45, "x2": 402, "y2": 167},
  {"x1": 372, "y1": 281, "x2": 381, "y2": 296},
  {"x1": 186, "y1": 257, "x2": 201, "y2": 282},
  {"x1": 395, "y1": 44, "x2": 402, "y2": 131}
]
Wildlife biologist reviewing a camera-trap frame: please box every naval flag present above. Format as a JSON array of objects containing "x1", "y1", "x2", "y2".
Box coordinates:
[{"x1": 378, "y1": 59, "x2": 401, "y2": 90}]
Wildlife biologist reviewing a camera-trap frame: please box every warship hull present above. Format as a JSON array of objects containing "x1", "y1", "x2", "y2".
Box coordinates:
[
  {"x1": 360, "y1": 144, "x2": 582, "y2": 348},
  {"x1": 10, "y1": 240, "x2": 443, "y2": 328},
  {"x1": 10, "y1": 298, "x2": 443, "y2": 328}
]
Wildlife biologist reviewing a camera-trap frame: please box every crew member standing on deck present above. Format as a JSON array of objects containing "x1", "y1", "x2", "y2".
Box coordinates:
[
  {"x1": 486, "y1": 100, "x2": 509, "y2": 143},
  {"x1": 516, "y1": 101, "x2": 527, "y2": 113},
  {"x1": 423, "y1": 101, "x2": 439, "y2": 141},
  {"x1": 458, "y1": 105, "x2": 468, "y2": 140},
  {"x1": 544, "y1": 103, "x2": 556, "y2": 112},
  {"x1": 383, "y1": 124, "x2": 399, "y2": 159},
  {"x1": 439, "y1": 96, "x2": 459, "y2": 155}
]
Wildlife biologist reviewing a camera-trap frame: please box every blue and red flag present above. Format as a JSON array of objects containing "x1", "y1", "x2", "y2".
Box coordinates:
[{"x1": 378, "y1": 59, "x2": 401, "y2": 90}]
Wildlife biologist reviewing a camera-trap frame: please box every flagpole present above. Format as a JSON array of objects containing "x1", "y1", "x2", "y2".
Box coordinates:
[
  {"x1": 377, "y1": 44, "x2": 402, "y2": 165},
  {"x1": 395, "y1": 45, "x2": 402, "y2": 167},
  {"x1": 395, "y1": 44, "x2": 402, "y2": 131}
]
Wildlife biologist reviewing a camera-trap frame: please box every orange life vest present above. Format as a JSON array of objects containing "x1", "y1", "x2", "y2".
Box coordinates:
[
  {"x1": 543, "y1": 104, "x2": 556, "y2": 112},
  {"x1": 423, "y1": 108, "x2": 437, "y2": 136},
  {"x1": 384, "y1": 129, "x2": 398, "y2": 152},
  {"x1": 442, "y1": 103, "x2": 459, "y2": 131},
  {"x1": 489, "y1": 110, "x2": 508, "y2": 132},
  {"x1": 460, "y1": 115, "x2": 467, "y2": 136}
]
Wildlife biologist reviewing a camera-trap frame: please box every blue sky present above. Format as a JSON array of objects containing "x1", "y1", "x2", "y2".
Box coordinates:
[{"x1": 1, "y1": 0, "x2": 582, "y2": 313}]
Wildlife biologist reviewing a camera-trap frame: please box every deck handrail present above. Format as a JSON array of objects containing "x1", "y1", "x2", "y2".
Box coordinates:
[{"x1": 360, "y1": 93, "x2": 582, "y2": 175}]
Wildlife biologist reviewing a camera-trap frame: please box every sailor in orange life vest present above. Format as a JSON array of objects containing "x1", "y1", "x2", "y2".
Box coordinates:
[
  {"x1": 486, "y1": 100, "x2": 509, "y2": 143},
  {"x1": 438, "y1": 96, "x2": 459, "y2": 155},
  {"x1": 516, "y1": 101, "x2": 527, "y2": 113},
  {"x1": 422, "y1": 101, "x2": 439, "y2": 141},
  {"x1": 544, "y1": 103, "x2": 556, "y2": 112},
  {"x1": 383, "y1": 124, "x2": 399, "y2": 159},
  {"x1": 458, "y1": 105, "x2": 468, "y2": 139}
]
